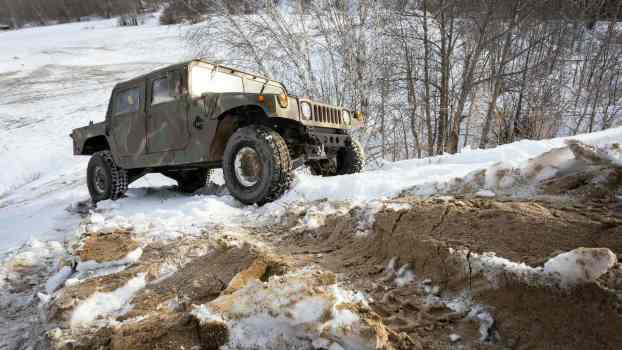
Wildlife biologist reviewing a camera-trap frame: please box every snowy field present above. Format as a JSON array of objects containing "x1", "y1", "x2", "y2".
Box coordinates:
[{"x1": 1, "y1": 17, "x2": 622, "y2": 254}]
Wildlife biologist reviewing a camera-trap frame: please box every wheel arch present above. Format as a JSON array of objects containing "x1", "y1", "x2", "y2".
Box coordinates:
[
  {"x1": 208, "y1": 105, "x2": 303, "y2": 161},
  {"x1": 81, "y1": 135, "x2": 111, "y2": 155}
]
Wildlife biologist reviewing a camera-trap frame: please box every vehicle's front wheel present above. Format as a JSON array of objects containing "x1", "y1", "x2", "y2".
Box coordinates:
[
  {"x1": 87, "y1": 151, "x2": 128, "y2": 203},
  {"x1": 306, "y1": 139, "x2": 365, "y2": 177},
  {"x1": 336, "y1": 139, "x2": 365, "y2": 175},
  {"x1": 223, "y1": 125, "x2": 292, "y2": 205}
]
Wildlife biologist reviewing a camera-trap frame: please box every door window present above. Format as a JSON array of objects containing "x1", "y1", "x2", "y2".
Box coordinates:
[
  {"x1": 151, "y1": 77, "x2": 174, "y2": 105},
  {"x1": 114, "y1": 87, "x2": 141, "y2": 115}
]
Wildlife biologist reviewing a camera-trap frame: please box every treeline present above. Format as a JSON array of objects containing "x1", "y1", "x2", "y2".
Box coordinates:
[
  {"x1": 186, "y1": 0, "x2": 622, "y2": 161},
  {"x1": 0, "y1": 0, "x2": 164, "y2": 27},
  {"x1": 1, "y1": 0, "x2": 620, "y2": 163}
]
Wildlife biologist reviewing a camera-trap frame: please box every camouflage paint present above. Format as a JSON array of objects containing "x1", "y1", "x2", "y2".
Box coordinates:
[{"x1": 72, "y1": 59, "x2": 363, "y2": 170}]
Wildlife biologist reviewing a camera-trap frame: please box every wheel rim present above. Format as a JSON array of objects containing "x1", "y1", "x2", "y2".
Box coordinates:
[
  {"x1": 94, "y1": 166, "x2": 107, "y2": 193},
  {"x1": 234, "y1": 147, "x2": 261, "y2": 187}
]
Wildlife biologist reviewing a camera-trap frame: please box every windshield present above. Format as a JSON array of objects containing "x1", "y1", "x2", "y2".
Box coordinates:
[{"x1": 189, "y1": 63, "x2": 284, "y2": 97}]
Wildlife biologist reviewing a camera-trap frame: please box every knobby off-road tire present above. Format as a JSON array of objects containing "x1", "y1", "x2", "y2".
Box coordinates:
[
  {"x1": 176, "y1": 169, "x2": 210, "y2": 193},
  {"x1": 336, "y1": 139, "x2": 365, "y2": 175},
  {"x1": 223, "y1": 125, "x2": 292, "y2": 205},
  {"x1": 307, "y1": 139, "x2": 365, "y2": 177},
  {"x1": 87, "y1": 151, "x2": 128, "y2": 203},
  {"x1": 306, "y1": 159, "x2": 337, "y2": 177}
]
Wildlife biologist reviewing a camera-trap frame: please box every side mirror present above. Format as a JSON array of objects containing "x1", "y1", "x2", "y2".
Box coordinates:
[{"x1": 168, "y1": 71, "x2": 184, "y2": 98}]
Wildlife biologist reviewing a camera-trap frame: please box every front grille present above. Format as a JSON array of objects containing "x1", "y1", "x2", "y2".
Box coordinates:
[{"x1": 311, "y1": 104, "x2": 342, "y2": 125}]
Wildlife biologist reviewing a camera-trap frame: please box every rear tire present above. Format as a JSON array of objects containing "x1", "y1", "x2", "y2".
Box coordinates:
[
  {"x1": 177, "y1": 169, "x2": 209, "y2": 193},
  {"x1": 87, "y1": 151, "x2": 128, "y2": 203},
  {"x1": 223, "y1": 125, "x2": 292, "y2": 205},
  {"x1": 161, "y1": 169, "x2": 210, "y2": 193}
]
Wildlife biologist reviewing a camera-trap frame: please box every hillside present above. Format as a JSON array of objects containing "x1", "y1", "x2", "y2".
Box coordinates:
[{"x1": 1, "y1": 18, "x2": 622, "y2": 350}]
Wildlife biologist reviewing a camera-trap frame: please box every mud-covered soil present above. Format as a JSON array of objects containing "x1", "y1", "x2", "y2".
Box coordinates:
[
  {"x1": 275, "y1": 195, "x2": 622, "y2": 350},
  {"x1": 14, "y1": 177, "x2": 622, "y2": 350}
]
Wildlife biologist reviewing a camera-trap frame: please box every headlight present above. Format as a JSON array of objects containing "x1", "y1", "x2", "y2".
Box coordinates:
[
  {"x1": 301, "y1": 102, "x2": 312, "y2": 120},
  {"x1": 342, "y1": 110, "x2": 351, "y2": 125},
  {"x1": 277, "y1": 93, "x2": 289, "y2": 108}
]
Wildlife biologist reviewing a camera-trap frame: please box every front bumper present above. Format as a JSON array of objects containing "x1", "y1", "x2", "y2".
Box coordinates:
[{"x1": 304, "y1": 129, "x2": 352, "y2": 160}]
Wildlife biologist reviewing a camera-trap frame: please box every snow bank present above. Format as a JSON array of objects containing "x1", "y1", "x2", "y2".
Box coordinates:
[{"x1": 70, "y1": 273, "x2": 146, "y2": 328}]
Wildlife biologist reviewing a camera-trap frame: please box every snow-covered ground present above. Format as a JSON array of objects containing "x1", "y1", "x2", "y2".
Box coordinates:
[
  {"x1": 2, "y1": 17, "x2": 622, "y2": 350},
  {"x1": 0, "y1": 15, "x2": 188, "y2": 251},
  {"x1": 1, "y1": 16, "x2": 622, "y2": 255}
]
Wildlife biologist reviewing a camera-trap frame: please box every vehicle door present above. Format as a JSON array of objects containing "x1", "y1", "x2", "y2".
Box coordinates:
[
  {"x1": 146, "y1": 71, "x2": 190, "y2": 153},
  {"x1": 109, "y1": 84, "x2": 147, "y2": 157}
]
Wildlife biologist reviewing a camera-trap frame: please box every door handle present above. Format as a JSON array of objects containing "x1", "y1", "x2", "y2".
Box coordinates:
[{"x1": 194, "y1": 116, "x2": 204, "y2": 130}]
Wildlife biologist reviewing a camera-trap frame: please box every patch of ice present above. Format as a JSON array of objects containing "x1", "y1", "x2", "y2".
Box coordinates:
[
  {"x1": 70, "y1": 273, "x2": 146, "y2": 328},
  {"x1": 45, "y1": 266, "x2": 73, "y2": 294}
]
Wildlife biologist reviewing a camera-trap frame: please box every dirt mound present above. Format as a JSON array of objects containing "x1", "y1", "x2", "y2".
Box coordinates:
[
  {"x1": 279, "y1": 196, "x2": 622, "y2": 349},
  {"x1": 76, "y1": 230, "x2": 139, "y2": 263},
  {"x1": 46, "y1": 232, "x2": 293, "y2": 350}
]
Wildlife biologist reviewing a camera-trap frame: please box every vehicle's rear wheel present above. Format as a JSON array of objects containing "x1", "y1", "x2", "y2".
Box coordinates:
[
  {"x1": 176, "y1": 169, "x2": 210, "y2": 193},
  {"x1": 161, "y1": 169, "x2": 210, "y2": 193},
  {"x1": 87, "y1": 151, "x2": 128, "y2": 203},
  {"x1": 223, "y1": 125, "x2": 292, "y2": 205}
]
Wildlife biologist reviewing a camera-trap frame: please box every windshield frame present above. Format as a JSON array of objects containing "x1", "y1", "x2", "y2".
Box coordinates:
[{"x1": 188, "y1": 61, "x2": 287, "y2": 97}]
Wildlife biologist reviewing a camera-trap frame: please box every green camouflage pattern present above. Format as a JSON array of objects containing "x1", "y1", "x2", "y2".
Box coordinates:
[{"x1": 71, "y1": 59, "x2": 363, "y2": 170}]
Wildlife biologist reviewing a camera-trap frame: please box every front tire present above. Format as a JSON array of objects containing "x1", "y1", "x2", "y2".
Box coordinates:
[
  {"x1": 223, "y1": 125, "x2": 292, "y2": 205},
  {"x1": 336, "y1": 139, "x2": 365, "y2": 175},
  {"x1": 306, "y1": 139, "x2": 365, "y2": 177},
  {"x1": 87, "y1": 151, "x2": 128, "y2": 203}
]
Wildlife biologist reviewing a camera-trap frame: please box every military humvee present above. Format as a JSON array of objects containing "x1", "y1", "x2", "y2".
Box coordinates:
[{"x1": 71, "y1": 59, "x2": 365, "y2": 205}]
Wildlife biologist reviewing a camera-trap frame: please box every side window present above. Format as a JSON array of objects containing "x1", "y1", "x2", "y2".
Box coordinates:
[
  {"x1": 151, "y1": 77, "x2": 174, "y2": 105},
  {"x1": 114, "y1": 87, "x2": 141, "y2": 115}
]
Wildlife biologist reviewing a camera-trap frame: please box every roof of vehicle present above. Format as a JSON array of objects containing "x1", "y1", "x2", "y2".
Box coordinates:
[{"x1": 113, "y1": 59, "x2": 282, "y2": 91}]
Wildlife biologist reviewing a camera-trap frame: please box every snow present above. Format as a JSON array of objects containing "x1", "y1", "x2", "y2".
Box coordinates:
[
  {"x1": 70, "y1": 273, "x2": 146, "y2": 328},
  {"x1": 192, "y1": 269, "x2": 379, "y2": 350},
  {"x1": 453, "y1": 247, "x2": 617, "y2": 289},
  {"x1": 543, "y1": 248, "x2": 617, "y2": 287},
  {"x1": 394, "y1": 264, "x2": 416, "y2": 287},
  {"x1": 0, "y1": 16, "x2": 190, "y2": 252},
  {"x1": 1, "y1": 16, "x2": 622, "y2": 253},
  {"x1": 475, "y1": 189, "x2": 496, "y2": 198},
  {"x1": 449, "y1": 334, "x2": 462, "y2": 342},
  {"x1": 76, "y1": 247, "x2": 143, "y2": 272}
]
